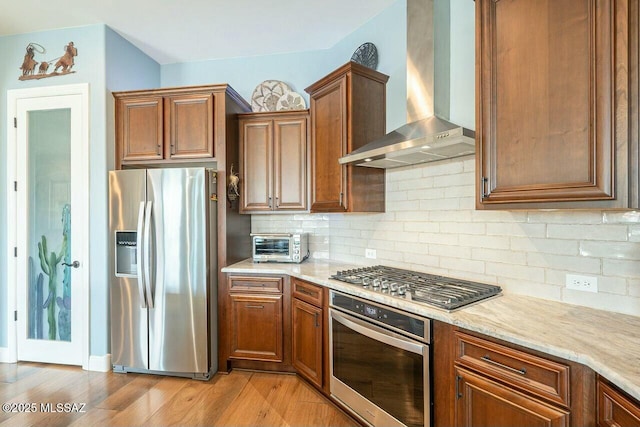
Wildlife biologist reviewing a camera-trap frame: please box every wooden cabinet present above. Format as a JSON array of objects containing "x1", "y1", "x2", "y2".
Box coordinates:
[
  {"x1": 229, "y1": 293, "x2": 283, "y2": 362},
  {"x1": 226, "y1": 275, "x2": 286, "y2": 364},
  {"x1": 598, "y1": 377, "x2": 640, "y2": 427},
  {"x1": 476, "y1": 0, "x2": 639, "y2": 209},
  {"x1": 455, "y1": 366, "x2": 569, "y2": 427},
  {"x1": 291, "y1": 278, "x2": 325, "y2": 390},
  {"x1": 433, "y1": 322, "x2": 595, "y2": 427},
  {"x1": 454, "y1": 331, "x2": 571, "y2": 427},
  {"x1": 305, "y1": 62, "x2": 389, "y2": 213},
  {"x1": 239, "y1": 111, "x2": 309, "y2": 213},
  {"x1": 114, "y1": 84, "x2": 250, "y2": 169},
  {"x1": 221, "y1": 275, "x2": 293, "y2": 373}
]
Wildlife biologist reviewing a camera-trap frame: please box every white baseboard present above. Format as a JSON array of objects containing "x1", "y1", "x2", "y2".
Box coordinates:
[
  {"x1": 0, "y1": 348, "x2": 17, "y2": 364},
  {"x1": 88, "y1": 354, "x2": 112, "y2": 372}
]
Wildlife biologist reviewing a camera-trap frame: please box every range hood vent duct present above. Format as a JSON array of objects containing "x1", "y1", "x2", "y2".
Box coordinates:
[{"x1": 339, "y1": 0, "x2": 475, "y2": 169}]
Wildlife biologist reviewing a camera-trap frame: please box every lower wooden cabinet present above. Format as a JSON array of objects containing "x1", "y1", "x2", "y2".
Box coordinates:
[
  {"x1": 292, "y1": 298, "x2": 323, "y2": 387},
  {"x1": 291, "y1": 278, "x2": 326, "y2": 390},
  {"x1": 598, "y1": 378, "x2": 640, "y2": 427},
  {"x1": 229, "y1": 293, "x2": 283, "y2": 362},
  {"x1": 224, "y1": 275, "x2": 290, "y2": 370},
  {"x1": 434, "y1": 321, "x2": 595, "y2": 427},
  {"x1": 455, "y1": 366, "x2": 569, "y2": 427}
]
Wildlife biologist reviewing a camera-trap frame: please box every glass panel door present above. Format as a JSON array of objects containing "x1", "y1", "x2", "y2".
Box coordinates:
[
  {"x1": 26, "y1": 108, "x2": 72, "y2": 342},
  {"x1": 15, "y1": 90, "x2": 86, "y2": 366}
]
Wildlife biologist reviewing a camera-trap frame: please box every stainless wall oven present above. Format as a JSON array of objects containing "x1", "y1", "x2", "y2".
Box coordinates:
[{"x1": 329, "y1": 291, "x2": 431, "y2": 427}]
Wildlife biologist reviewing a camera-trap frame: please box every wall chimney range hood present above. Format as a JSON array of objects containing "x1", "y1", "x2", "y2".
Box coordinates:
[
  {"x1": 339, "y1": 0, "x2": 475, "y2": 169},
  {"x1": 338, "y1": 116, "x2": 475, "y2": 168}
]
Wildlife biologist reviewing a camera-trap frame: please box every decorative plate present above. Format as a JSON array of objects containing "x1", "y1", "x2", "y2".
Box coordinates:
[
  {"x1": 351, "y1": 42, "x2": 378, "y2": 70},
  {"x1": 251, "y1": 80, "x2": 293, "y2": 112},
  {"x1": 276, "y1": 91, "x2": 306, "y2": 111}
]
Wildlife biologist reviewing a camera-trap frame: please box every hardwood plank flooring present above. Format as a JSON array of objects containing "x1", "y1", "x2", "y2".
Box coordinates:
[{"x1": 0, "y1": 363, "x2": 357, "y2": 427}]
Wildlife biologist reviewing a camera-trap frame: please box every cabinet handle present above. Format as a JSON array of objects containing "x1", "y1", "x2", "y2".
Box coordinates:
[
  {"x1": 268, "y1": 196, "x2": 272, "y2": 208},
  {"x1": 456, "y1": 375, "x2": 462, "y2": 399},
  {"x1": 314, "y1": 312, "x2": 320, "y2": 327},
  {"x1": 275, "y1": 196, "x2": 279, "y2": 208},
  {"x1": 339, "y1": 192, "x2": 343, "y2": 206},
  {"x1": 481, "y1": 355, "x2": 527, "y2": 375},
  {"x1": 170, "y1": 143, "x2": 175, "y2": 155},
  {"x1": 156, "y1": 144, "x2": 161, "y2": 155},
  {"x1": 297, "y1": 287, "x2": 315, "y2": 297},
  {"x1": 246, "y1": 305, "x2": 265, "y2": 309},
  {"x1": 481, "y1": 176, "x2": 489, "y2": 199}
]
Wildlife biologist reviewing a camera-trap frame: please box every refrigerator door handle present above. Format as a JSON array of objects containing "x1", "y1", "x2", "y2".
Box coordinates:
[
  {"x1": 136, "y1": 201, "x2": 147, "y2": 308},
  {"x1": 143, "y1": 201, "x2": 154, "y2": 309}
]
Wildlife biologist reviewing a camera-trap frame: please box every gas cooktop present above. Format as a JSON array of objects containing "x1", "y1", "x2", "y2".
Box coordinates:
[{"x1": 330, "y1": 265, "x2": 502, "y2": 311}]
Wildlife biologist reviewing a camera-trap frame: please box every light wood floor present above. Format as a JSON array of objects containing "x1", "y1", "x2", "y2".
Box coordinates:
[{"x1": 0, "y1": 362, "x2": 358, "y2": 427}]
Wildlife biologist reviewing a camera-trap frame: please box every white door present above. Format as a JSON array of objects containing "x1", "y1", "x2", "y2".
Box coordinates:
[{"x1": 7, "y1": 84, "x2": 89, "y2": 366}]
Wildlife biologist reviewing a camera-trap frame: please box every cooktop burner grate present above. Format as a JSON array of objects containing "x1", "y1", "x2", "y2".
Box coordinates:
[{"x1": 330, "y1": 265, "x2": 502, "y2": 311}]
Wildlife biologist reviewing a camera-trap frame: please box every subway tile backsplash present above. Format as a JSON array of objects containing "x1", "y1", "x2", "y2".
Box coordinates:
[{"x1": 251, "y1": 157, "x2": 640, "y2": 317}]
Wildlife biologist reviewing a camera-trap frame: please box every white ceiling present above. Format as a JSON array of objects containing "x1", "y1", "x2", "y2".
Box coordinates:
[{"x1": 1, "y1": 0, "x2": 397, "y2": 64}]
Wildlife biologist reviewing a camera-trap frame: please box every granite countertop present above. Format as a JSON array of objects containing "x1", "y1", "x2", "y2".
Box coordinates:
[{"x1": 222, "y1": 258, "x2": 640, "y2": 401}]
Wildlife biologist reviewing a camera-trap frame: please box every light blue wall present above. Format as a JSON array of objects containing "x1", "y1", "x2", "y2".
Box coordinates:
[{"x1": 162, "y1": 0, "x2": 407, "y2": 131}]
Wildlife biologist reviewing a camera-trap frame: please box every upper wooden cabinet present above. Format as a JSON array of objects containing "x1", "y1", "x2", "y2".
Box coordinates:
[
  {"x1": 476, "y1": 0, "x2": 639, "y2": 209},
  {"x1": 114, "y1": 84, "x2": 250, "y2": 169},
  {"x1": 305, "y1": 62, "x2": 389, "y2": 213},
  {"x1": 239, "y1": 110, "x2": 309, "y2": 213}
]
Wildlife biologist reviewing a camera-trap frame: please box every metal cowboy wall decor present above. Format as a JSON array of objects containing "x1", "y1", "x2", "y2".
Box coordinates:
[{"x1": 19, "y1": 41, "x2": 78, "y2": 81}]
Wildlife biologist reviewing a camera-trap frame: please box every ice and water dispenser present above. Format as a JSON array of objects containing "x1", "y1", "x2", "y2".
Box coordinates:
[{"x1": 115, "y1": 231, "x2": 138, "y2": 277}]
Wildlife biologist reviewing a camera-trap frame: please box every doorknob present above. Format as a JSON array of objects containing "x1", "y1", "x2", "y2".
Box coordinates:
[{"x1": 62, "y1": 261, "x2": 80, "y2": 268}]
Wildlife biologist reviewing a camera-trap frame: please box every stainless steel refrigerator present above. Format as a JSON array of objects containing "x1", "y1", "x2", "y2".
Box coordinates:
[{"x1": 108, "y1": 167, "x2": 217, "y2": 380}]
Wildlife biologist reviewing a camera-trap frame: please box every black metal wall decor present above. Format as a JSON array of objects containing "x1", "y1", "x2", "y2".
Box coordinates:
[{"x1": 19, "y1": 41, "x2": 78, "y2": 81}]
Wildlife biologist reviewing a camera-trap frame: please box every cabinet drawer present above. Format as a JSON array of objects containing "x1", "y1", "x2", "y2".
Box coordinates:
[
  {"x1": 455, "y1": 331, "x2": 570, "y2": 408},
  {"x1": 292, "y1": 278, "x2": 323, "y2": 307},
  {"x1": 228, "y1": 275, "x2": 283, "y2": 293}
]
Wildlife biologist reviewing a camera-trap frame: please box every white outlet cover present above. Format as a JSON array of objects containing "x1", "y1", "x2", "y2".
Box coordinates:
[
  {"x1": 365, "y1": 248, "x2": 377, "y2": 259},
  {"x1": 566, "y1": 274, "x2": 598, "y2": 293}
]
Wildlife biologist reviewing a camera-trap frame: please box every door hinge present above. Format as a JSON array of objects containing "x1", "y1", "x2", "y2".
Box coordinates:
[
  {"x1": 13, "y1": 117, "x2": 17, "y2": 128},
  {"x1": 14, "y1": 247, "x2": 17, "y2": 257},
  {"x1": 14, "y1": 311, "x2": 17, "y2": 321},
  {"x1": 14, "y1": 181, "x2": 18, "y2": 192}
]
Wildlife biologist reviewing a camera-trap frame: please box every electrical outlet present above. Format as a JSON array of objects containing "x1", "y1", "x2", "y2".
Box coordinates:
[
  {"x1": 365, "y1": 248, "x2": 377, "y2": 259},
  {"x1": 566, "y1": 274, "x2": 598, "y2": 293}
]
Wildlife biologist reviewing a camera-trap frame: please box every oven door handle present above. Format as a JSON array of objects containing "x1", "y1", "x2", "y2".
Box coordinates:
[{"x1": 330, "y1": 309, "x2": 425, "y2": 355}]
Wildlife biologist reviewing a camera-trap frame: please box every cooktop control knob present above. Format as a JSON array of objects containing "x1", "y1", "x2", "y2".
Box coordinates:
[{"x1": 372, "y1": 278, "x2": 381, "y2": 288}]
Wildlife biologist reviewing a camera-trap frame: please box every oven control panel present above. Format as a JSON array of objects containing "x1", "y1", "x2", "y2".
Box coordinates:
[{"x1": 331, "y1": 291, "x2": 430, "y2": 344}]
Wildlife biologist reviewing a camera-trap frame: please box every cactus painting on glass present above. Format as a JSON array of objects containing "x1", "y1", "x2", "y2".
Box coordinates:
[
  {"x1": 36, "y1": 204, "x2": 71, "y2": 341},
  {"x1": 57, "y1": 204, "x2": 71, "y2": 341}
]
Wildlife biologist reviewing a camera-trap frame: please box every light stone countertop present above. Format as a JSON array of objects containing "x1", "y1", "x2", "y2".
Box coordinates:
[{"x1": 222, "y1": 258, "x2": 640, "y2": 401}]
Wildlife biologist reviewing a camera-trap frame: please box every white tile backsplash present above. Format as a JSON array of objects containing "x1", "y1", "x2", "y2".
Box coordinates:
[{"x1": 251, "y1": 157, "x2": 640, "y2": 316}]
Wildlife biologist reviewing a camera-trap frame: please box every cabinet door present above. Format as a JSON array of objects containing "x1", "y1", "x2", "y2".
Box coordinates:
[
  {"x1": 274, "y1": 117, "x2": 308, "y2": 211},
  {"x1": 229, "y1": 294, "x2": 283, "y2": 362},
  {"x1": 598, "y1": 379, "x2": 640, "y2": 427},
  {"x1": 309, "y1": 77, "x2": 347, "y2": 212},
  {"x1": 240, "y1": 120, "x2": 273, "y2": 212},
  {"x1": 117, "y1": 96, "x2": 164, "y2": 162},
  {"x1": 166, "y1": 92, "x2": 214, "y2": 159},
  {"x1": 455, "y1": 367, "x2": 569, "y2": 427},
  {"x1": 477, "y1": 0, "x2": 617, "y2": 205},
  {"x1": 292, "y1": 298, "x2": 323, "y2": 388}
]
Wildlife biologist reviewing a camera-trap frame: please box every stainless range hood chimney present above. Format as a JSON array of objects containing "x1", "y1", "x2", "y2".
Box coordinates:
[{"x1": 339, "y1": 0, "x2": 475, "y2": 169}]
